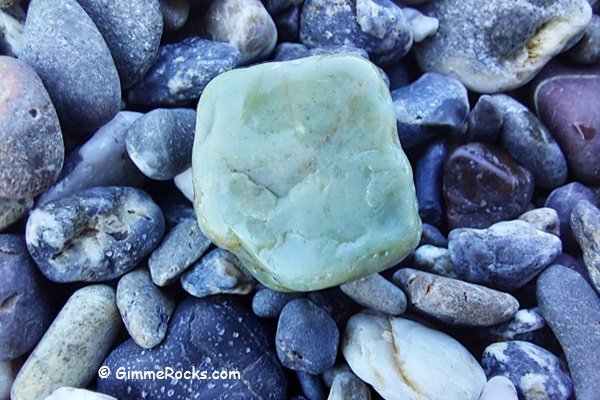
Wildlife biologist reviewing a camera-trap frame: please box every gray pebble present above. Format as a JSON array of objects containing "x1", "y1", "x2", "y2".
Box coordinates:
[
  {"x1": 464, "y1": 95, "x2": 504, "y2": 143},
  {"x1": 180, "y1": 248, "x2": 255, "y2": 298},
  {"x1": 570, "y1": 200, "x2": 600, "y2": 292},
  {"x1": 125, "y1": 108, "x2": 196, "y2": 180},
  {"x1": 321, "y1": 363, "x2": 353, "y2": 388},
  {"x1": 448, "y1": 220, "x2": 562, "y2": 291},
  {"x1": 75, "y1": 0, "x2": 163, "y2": 88},
  {"x1": 0, "y1": 6, "x2": 24, "y2": 57},
  {"x1": 26, "y1": 186, "x2": 165, "y2": 283},
  {"x1": 10, "y1": 285, "x2": 121, "y2": 400},
  {"x1": 0, "y1": 196, "x2": 32, "y2": 231},
  {"x1": 159, "y1": 0, "x2": 190, "y2": 32},
  {"x1": 148, "y1": 216, "x2": 211, "y2": 286},
  {"x1": 419, "y1": 223, "x2": 448, "y2": 247},
  {"x1": 273, "y1": 42, "x2": 369, "y2": 62},
  {"x1": 401, "y1": 6, "x2": 438, "y2": 43},
  {"x1": 0, "y1": 360, "x2": 16, "y2": 400},
  {"x1": 518, "y1": 207, "x2": 560, "y2": 237},
  {"x1": 537, "y1": 264, "x2": 600, "y2": 400},
  {"x1": 327, "y1": 372, "x2": 371, "y2": 400},
  {"x1": 252, "y1": 287, "x2": 303, "y2": 318},
  {"x1": 37, "y1": 111, "x2": 146, "y2": 206},
  {"x1": 297, "y1": 371, "x2": 327, "y2": 400},
  {"x1": 482, "y1": 308, "x2": 549, "y2": 348},
  {"x1": 413, "y1": 244, "x2": 458, "y2": 279},
  {"x1": 569, "y1": 14, "x2": 600, "y2": 64},
  {"x1": 0, "y1": 234, "x2": 52, "y2": 361},
  {"x1": 173, "y1": 168, "x2": 193, "y2": 202},
  {"x1": 116, "y1": 269, "x2": 175, "y2": 349},
  {"x1": 340, "y1": 272, "x2": 407, "y2": 315},
  {"x1": 393, "y1": 268, "x2": 519, "y2": 326},
  {"x1": 20, "y1": 0, "x2": 120, "y2": 135}
]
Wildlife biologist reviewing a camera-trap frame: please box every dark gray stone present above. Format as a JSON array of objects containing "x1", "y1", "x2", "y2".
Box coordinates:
[
  {"x1": 307, "y1": 288, "x2": 355, "y2": 328},
  {"x1": 252, "y1": 287, "x2": 303, "y2": 318},
  {"x1": 127, "y1": 37, "x2": 240, "y2": 107},
  {"x1": 180, "y1": 248, "x2": 256, "y2": 298},
  {"x1": 464, "y1": 95, "x2": 504, "y2": 143},
  {"x1": 125, "y1": 108, "x2": 196, "y2": 180},
  {"x1": 300, "y1": 0, "x2": 413, "y2": 66},
  {"x1": 448, "y1": 220, "x2": 562, "y2": 291},
  {"x1": 569, "y1": 14, "x2": 600, "y2": 64},
  {"x1": 415, "y1": 139, "x2": 447, "y2": 226},
  {"x1": 25, "y1": 186, "x2": 165, "y2": 283},
  {"x1": 328, "y1": 372, "x2": 371, "y2": 400},
  {"x1": 273, "y1": 3, "x2": 301, "y2": 42},
  {"x1": 263, "y1": 0, "x2": 303, "y2": 14},
  {"x1": 482, "y1": 341, "x2": 573, "y2": 400},
  {"x1": 97, "y1": 296, "x2": 288, "y2": 399},
  {"x1": 276, "y1": 299, "x2": 339, "y2": 374},
  {"x1": 340, "y1": 272, "x2": 407, "y2": 315},
  {"x1": 419, "y1": 223, "x2": 448, "y2": 247},
  {"x1": 0, "y1": 6, "x2": 25, "y2": 57},
  {"x1": 571, "y1": 200, "x2": 600, "y2": 292},
  {"x1": 20, "y1": 0, "x2": 121, "y2": 135},
  {"x1": 296, "y1": 371, "x2": 326, "y2": 400},
  {"x1": 0, "y1": 234, "x2": 52, "y2": 361},
  {"x1": 159, "y1": 0, "x2": 190, "y2": 32},
  {"x1": 76, "y1": 0, "x2": 163, "y2": 88},
  {"x1": 537, "y1": 264, "x2": 600, "y2": 400}
]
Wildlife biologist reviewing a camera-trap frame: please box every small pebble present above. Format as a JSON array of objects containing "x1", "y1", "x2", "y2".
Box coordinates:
[
  {"x1": 173, "y1": 167, "x2": 194, "y2": 201},
  {"x1": 180, "y1": 248, "x2": 256, "y2": 298},
  {"x1": 0, "y1": 196, "x2": 32, "y2": 231},
  {"x1": 482, "y1": 341, "x2": 573, "y2": 400},
  {"x1": 11, "y1": 285, "x2": 121, "y2": 400},
  {"x1": 149, "y1": 215, "x2": 211, "y2": 286},
  {"x1": 0, "y1": 5, "x2": 24, "y2": 57},
  {"x1": 321, "y1": 363, "x2": 353, "y2": 388},
  {"x1": 340, "y1": 272, "x2": 407, "y2": 315},
  {"x1": 327, "y1": 372, "x2": 371, "y2": 400},
  {"x1": 419, "y1": 223, "x2": 448, "y2": 247},
  {"x1": 392, "y1": 73, "x2": 469, "y2": 148},
  {"x1": 415, "y1": 139, "x2": 447, "y2": 226},
  {"x1": 0, "y1": 361, "x2": 15, "y2": 400},
  {"x1": 276, "y1": 299, "x2": 339, "y2": 374},
  {"x1": 413, "y1": 244, "x2": 458, "y2": 278},
  {"x1": 570, "y1": 200, "x2": 600, "y2": 292},
  {"x1": 443, "y1": 143, "x2": 534, "y2": 229},
  {"x1": 26, "y1": 186, "x2": 165, "y2": 283},
  {"x1": 482, "y1": 308, "x2": 549, "y2": 348},
  {"x1": 296, "y1": 371, "x2": 326, "y2": 400},
  {"x1": 518, "y1": 207, "x2": 560, "y2": 237},
  {"x1": 159, "y1": 0, "x2": 190, "y2": 31},
  {"x1": 125, "y1": 108, "x2": 196, "y2": 180},
  {"x1": 537, "y1": 264, "x2": 600, "y2": 400},
  {"x1": 273, "y1": 3, "x2": 301, "y2": 42},
  {"x1": 204, "y1": 0, "x2": 277, "y2": 64},
  {"x1": 307, "y1": 288, "x2": 356, "y2": 328},
  {"x1": 464, "y1": 95, "x2": 504, "y2": 143},
  {"x1": 393, "y1": 268, "x2": 519, "y2": 326},
  {"x1": 401, "y1": 6, "x2": 438, "y2": 43},
  {"x1": 252, "y1": 287, "x2": 303, "y2": 318},
  {"x1": 569, "y1": 14, "x2": 600, "y2": 64},
  {"x1": 478, "y1": 376, "x2": 518, "y2": 400},
  {"x1": 116, "y1": 269, "x2": 175, "y2": 349},
  {"x1": 449, "y1": 220, "x2": 562, "y2": 291},
  {"x1": 43, "y1": 387, "x2": 117, "y2": 400}
]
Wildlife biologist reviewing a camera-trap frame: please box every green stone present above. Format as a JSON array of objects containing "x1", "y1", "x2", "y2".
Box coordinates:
[{"x1": 192, "y1": 55, "x2": 421, "y2": 292}]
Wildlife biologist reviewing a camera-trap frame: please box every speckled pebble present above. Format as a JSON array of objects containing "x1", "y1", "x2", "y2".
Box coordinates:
[
  {"x1": 518, "y1": 207, "x2": 560, "y2": 237},
  {"x1": 327, "y1": 371, "x2": 371, "y2": 400},
  {"x1": 481, "y1": 308, "x2": 550, "y2": 348},
  {"x1": 413, "y1": 244, "x2": 458, "y2": 278},
  {"x1": 0, "y1": 196, "x2": 32, "y2": 231},
  {"x1": 340, "y1": 272, "x2": 407, "y2": 315}
]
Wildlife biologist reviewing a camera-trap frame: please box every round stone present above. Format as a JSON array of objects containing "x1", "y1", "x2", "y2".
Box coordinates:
[{"x1": 192, "y1": 54, "x2": 421, "y2": 292}]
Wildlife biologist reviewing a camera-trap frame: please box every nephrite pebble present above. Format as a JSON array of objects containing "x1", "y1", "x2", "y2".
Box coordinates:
[{"x1": 192, "y1": 54, "x2": 421, "y2": 292}]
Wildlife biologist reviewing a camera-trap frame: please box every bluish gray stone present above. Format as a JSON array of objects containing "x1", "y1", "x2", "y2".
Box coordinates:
[
  {"x1": 148, "y1": 216, "x2": 211, "y2": 286},
  {"x1": 569, "y1": 14, "x2": 600, "y2": 64},
  {"x1": 97, "y1": 296, "x2": 288, "y2": 400},
  {"x1": 273, "y1": 42, "x2": 369, "y2": 61},
  {"x1": 518, "y1": 207, "x2": 560, "y2": 237},
  {"x1": 481, "y1": 308, "x2": 551, "y2": 348},
  {"x1": 75, "y1": 0, "x2": 163, "y2": 88},
  {"x1": 419, "y1": 223, "x2": 448, "y2": 247},
  {"x1": 263, "y1": 0, "x2": 303, "y2": 14},
  {"x1": 307, "y1": 288, "x2": 356, "y2": 328},
  {"x1": 296, "y1": 371, "x2": 326, "y2": 400},
  {"x1": 464, "y1": 95, "x2": 504, "y2": 143},
  {"x1": 570, "y1": 200, "x2": 600, "y2": 292},
  {"x1": 273, "y1": 3, "x2": 301, "y2": 42},
  {"x1": 340, "y1": 272, "x2": 407, "y2": 315},
  {"x1": 276, "y1": 299, "x2": 339, "y2": 374},
  {"x1": 328, "y1": 372, "x2": 371, "y2": 400},
  {"x1": 25, "y1": 186, "x2": 165, "y2": 283},
  {"x1": 537, "y1": 264, "x2": 600, "y2": 400},
  {"x1": 413, "y1": 244, "x2": 458, "y2": 278},
  {"x1": 180, "y1": 248, "x2": 256, "y2": 298},
  {"x1": 415, "y1": 139, "x2": 447, "y2": 226},
  {"x1": 252, "y1": 287, "x2": 303, "y2": 318},
  {"x1": 173, "y1": 167, "x2": 193, "y2": 202},
  {"x1": 300, "y1": 0, "x2": 413, "y2": 66},
  {"x1": 0, "y1": 197, "x2": 32, "y2": 231},
  {"x1": 0, "y1": 234, "x2": 52, "y2": 361},
  {"x1": 482, "y1": 341, "x2": 573, "y2": 400},
  {"x1": 127, "y1": 37, "x2": 240, "y2": 107},
  {"x1": 159, "y1": 0, "x2": 190, "y2": 31},
  {"x1": 125, "y1": 108, "x2": 196, "y2": 180},
  {"x1": 0, "y1": 6, "x2": 25, "y2": 57},
  {"x1": 37, "y1": 111, "x2": 146, "y2": 206},
  {"x1": 20, "y1": 0, "x2": 121, "y2": 135},
  {"x1": 448, "y1": 220, "x2": 562, "y2": 291}
]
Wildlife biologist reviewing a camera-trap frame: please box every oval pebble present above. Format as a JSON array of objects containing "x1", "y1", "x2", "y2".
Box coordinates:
[
  {"x1": 340, "y1": 272, "x2": 407, "y2": 315},
  {"x1": 479, "y1": 376, "x2": 518, "y2": 400},
  {"x1": 518, "y1": 207, "x2": 560, "y2": 237},
  {"x1": 327, "y1": 371, "x2": 370, "y2": 400},
  {"x1": 25, "y1": 186, "x2": 165, "y2": 283},
  {"x1": 296, "y1": 371, "x2": 326, "y2": 400},
  {"x1": 252, "y1": 287, "x2": 303, "y2": 318},
  {"x1": 570, "y1": 200, "x2": 600, "y2": 292},
  {"x1": 159, "y1": 0, "x2": 190, "y2": 32},
  {"x1": 414, "y1": 139, "x2": 447, "y2": 227}
]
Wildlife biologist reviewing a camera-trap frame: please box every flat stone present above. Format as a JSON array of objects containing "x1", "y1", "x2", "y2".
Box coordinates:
[
  {"x1": 479, "y1": 376, "x2": 518, "y2": 400},
  {"x1": 327, "y1": 372, "x2": 371, "y2": 400},
  {"x1": 393, "y1": 268, "x2": 519, "y2": 326},
  {"x1": 20, "y1": 0, "x2": 121, "y2": 135},
  {"x1": 0, "y1": 196, "x2": 32, "y2": 230},
  {"x1": 342, "y1": 312, "x2": 486, "y2": 400},
  {"x1": 192, "y1": 54, "x2": 421, "y2": 292},
  {"x1": 518, "y1": 207, "x2": 560, "y2": 237},
  {"x1": 482, "y1": 341, "x2": 573, "y2": 400},
  {"x1": 570, "y1": 200, "x2": 600, "y2": 292},
  {"x1": 11, "y1": 285, "x2": 121, "y2": 400},
  {"x1": 340, "y1": 272, "x2": 407, "y2": 315},
  {"x1": 0, "y1": 56, "x2": 63, "y2": 199},
  {"x1": 44, "y1": 387, "x2": 117, "y2": 400},
  {"x1": 448, "y1": 220, "x2": 562, "y2": 291},
  {"x1": 116, "y1": 269, "x2": 175, "y2": 349},
  {"x1": 415, "y1": 0, "x2": 592, "y2": 92},
  {"x1": 537, "y1": 264, "x2": 600, "y2": 400}
]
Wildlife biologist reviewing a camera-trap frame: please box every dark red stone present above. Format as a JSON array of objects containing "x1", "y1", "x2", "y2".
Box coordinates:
[{"x1": 443, "y1": 143, "x2": 534, "y2": 229}]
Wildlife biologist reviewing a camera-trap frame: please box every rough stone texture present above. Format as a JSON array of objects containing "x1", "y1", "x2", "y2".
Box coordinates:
[
  {"x1": 11, "y1": 285, "x2": 121, "y2": 400},
  {"x1": 449, "y1": 220, "x2": 562, "y2": 291},
  {"x1": 443, "y1": 143, "x2": 534, "y2": 229},
  {"x1": 205, "y1": 0, "x2": 277, "y2": 64},
  {"x1": 537, "y1": 264, "x2": 600, "y2": 400},
  {"x1": 415, "y1": 0, "x2": 592, "y2": 92},
  {"x1": 26, "y1": 186, "x2": 165, "y2": 283},
  {"x1": 97, "y1": 296, "x2": 288, "y2": 400},
  {"x1": 569, "y1": 14, "x2": 600, "y2": 64},
  {"x1": 0, "y1": 56, "x2": 63, "y2": 199},
  {"x1": 116, "y1": 269, "x2": 175, "y2": 349},
  {"x1": 0, "y1": 6, "x2": 25, "y2": 57},
  {"x1": 127, "y1": 37, "x2": 240, "y2": 107},
  {"x1": 343, "y1": 312, "x2": 486, "y2": 400},
  {"x1": 413, "y1": 244, "x2": 458, "y2": 278},
  {"x1": 393, "y1": 268, "x2": 519, "y2": 326},
  {"x1": 571, "y1": 200, "x2": 600, "y2": 292},
  {"x1": 402, "y1": 6, "x2": 438, "y2": 43},
  {"x1": 340, "y1": 272, "x2": 407, "y2": 315},
  {"x1": 327, "y1": 371, "x2": 371, "y2": 400},
  {"x1": 0, "y1": 234, "x2": 52, "y2": 361},
  {"x1": 20, "y1": 0, "x2": 121, "y2": 135},
  {"x1": 478, "y1": 376, "x2": 518, "y2": 400},
  {"x1": 44, "y1": 387, "x2": 117, "y2": 400},
  {"x1": 482, "y1": 341, "x2": 573, "y2": 400},
  {"x1": 181, "y1": 248, "x2": 256, "y2": 298},
  {"x1": 192, "y1": 55, "x2": 421, "y2": 292},
  {"x1": 464, "y1": 95, "x2": 504, "y2": 143},
  {"x1": 0, "y1": 361, "x2": 15, "y2": 400},
  {"x1": 37, "y1": 112, "x2": 146, "y2": 206},
  {"x1": 0, "y1": 196, "x2": 32, "y2": 230},
  {"x1": 75, "y1": 0, "x2": 163, "y2": 88},
  {"x1": 149, "y1": 216, "x2": 211, "y2": 286},
  {"x1": 518, "y1": 207, "x2": 560, "y2": 237}
]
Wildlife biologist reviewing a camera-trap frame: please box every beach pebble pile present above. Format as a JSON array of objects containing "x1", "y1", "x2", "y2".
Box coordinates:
[{"x1": 1, "y1": 0, "x2": 599, "y2": 399}]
